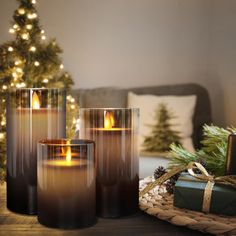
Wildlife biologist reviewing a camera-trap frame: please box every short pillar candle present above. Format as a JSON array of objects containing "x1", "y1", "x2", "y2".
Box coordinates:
[
  {"x1": 37, "y1": 139, "x2": 96, "y2": 229},
  {"x1": 79, "y1": 108, "x2": 139, "y2": 218},
  {"x1": 6, "y1": 88, "x2": 66, "y2": 214}
]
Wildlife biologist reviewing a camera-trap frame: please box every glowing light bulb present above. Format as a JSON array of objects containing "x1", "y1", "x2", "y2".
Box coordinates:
[
  {"x1": 70, "y1": 98, "x2": 75, "y2": 103},
  {"x1": 31, "y1": 0, "x2": 36, "y2": 4},
  {"x1": 8, "y1": 46, "x2": 14, "y2": 52},
  {"x1": 16, "y1": 68, "x2": 23, "y2": 73},
  {"x1": 1, "y1": 121, "x2": 5, "y2": 126},
  {"x1": 34, "y1": 61, "x2": 40, "y2": 66},
  {"x1": 60, "y1": 64, "x2": 64, "y2": 69},
  {"x1": 0, "y1": 133, "x2": 4, "y2": 139},
  {"x1": 21, "y1": 33, "x2": 29, "y2": 40},
  {"x1": 71, "y1": 105, "x2": 75, "y2": 109},
  {"x1": 2, "y1": 85, "x2": 7, "y2": 90},
  {"x1": 67, "y1": 95, "x2": 71, "y2": 100},
  {"x1": 28, "y1": 13, "x2": 37, "y2": 19},
  {"x1": 29, "y1": 46, "x2": 36, "y2": 52},
  {"x1": 41, "y1": 30, "x2": 45, "y2": 34},
  {"x1": 15, "y1": 60, "x2": 21, "y2": 65},
  {"x1": 42, "y1": 78, "x2": 48, "y2": 83},
  {"x1": 26, "y1": 24, "x2": 33, "y2": 30},
  {"x1": 9, "y1": 28, "x2": 15, "y2": 34},
  {"x1": 12, "y1": 72, "x2": 17, "y2": 78},
  {"x1": 10, "y1": 83, "x2": 14, "y2": 87},
  {"x1": 13, "y1": 24, "x2": 18, "y2": 29},
  {"x1": 18, "y1": 8, "x2": 25, "y2": 15},
  {"x1": 41, "y1": 35, "x2": 46, "y2": 40}
]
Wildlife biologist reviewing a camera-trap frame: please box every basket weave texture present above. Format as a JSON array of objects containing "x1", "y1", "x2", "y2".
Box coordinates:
[{"x1": 139, "y1": 176, "x2": 236, "y2": 235}]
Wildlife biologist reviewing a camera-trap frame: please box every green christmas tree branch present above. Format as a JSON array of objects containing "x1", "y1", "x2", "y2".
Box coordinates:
[{"x1": 0, "y1": 0, "x2": 79, "y2": 182}]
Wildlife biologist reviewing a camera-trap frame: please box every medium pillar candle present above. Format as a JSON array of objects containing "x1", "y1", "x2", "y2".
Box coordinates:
[
  {"x1": 37, "y1": 139, "x2": 96, "y2": 229},
  {"x1": 6, "y1": 88, "x2": 66, "y2": 214},
  {"x1": 79, "y1": 108, "x2": 139, "y2": 218}
]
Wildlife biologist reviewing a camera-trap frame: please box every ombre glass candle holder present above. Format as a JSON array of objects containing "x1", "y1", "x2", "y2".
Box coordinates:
[
  {"x1": 37, "y1": 139, "x2": 96, "y2": 229},
  {"x1": 6, "y1": 88, "x2": 66, "y2": 214},
  {"x1": 79, "y1": 108, "x2": 139, "y2": 218}
]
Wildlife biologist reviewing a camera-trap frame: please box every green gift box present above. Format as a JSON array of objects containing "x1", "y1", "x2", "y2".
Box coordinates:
[{"x1": 173, "y1": 173, "x2": 236, "y2": 216}]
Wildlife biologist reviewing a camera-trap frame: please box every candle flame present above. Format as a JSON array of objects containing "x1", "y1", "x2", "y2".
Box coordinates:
[
  {"x1": 104, "y1": 111, "x2": 115, "y2": 129},
  {"x1": 32, "y1": 92, "x2": 40, "y2": 109},
  {"x1": 66, "y1": 140, "x2": 71, "y2": 163}
]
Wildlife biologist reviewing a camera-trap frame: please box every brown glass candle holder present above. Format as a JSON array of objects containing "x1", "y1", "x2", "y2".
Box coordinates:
[
  {"x1": 37, "y1": 139, "x2": 96, "y2": 229},
  {"x1": 79, "y1": 108, "x2": 139, "y2": 218},
  {"x1": 6, "y1": 88, "x2": 66, "y2": 215}
]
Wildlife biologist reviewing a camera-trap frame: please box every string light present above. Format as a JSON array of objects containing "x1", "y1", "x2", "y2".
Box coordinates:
[
  {"x1": 1, "y1": 121, "x2": 5, "y2": 126},
  {"x1": 0, "y1": 133, "x2": 4, "y2": 139},
  {"x1": 12, "y1": 72, "x2": 17, "y2": 78},
  {"x1": 34, "y1": 61, "x2": 40, "y2": 66},
  {"x1": 41, "y1": 30, "x2": 45, "y2": 34},
  {"x1": 31, "y1": 0, "x2": 36, "y2": 4},
  {"x1": 71, "y1": 105, "x2": 75, "y2": 109},
  {"x1": 15, "y1": 60, "x2": 21, "y2": 65},
  {"x1": 60, "y1": 64, "x2": 64, "y2": 69},
  {"x1": 13, "y1": 24, "x2": 18, "y2": 29},
  {"x1": 21, "y1": 82, "x2": 26, "y2": 87},
  {"x1": 42, "y1": 78, "x2": 48, "y2": 83},
  {"x1": 2, "y1": 85, "x2": 7, "y2": 90},
  {"x1": 29, "y1": 46, "x2": 36, "y2": 52},
  {"x1": 16, "y1": 68, "x2": 23, "y2": 73},
  {"x1": 8, "y1": 46, "x2": 14, "y2": 52},
  {"x1": 67, "y1": 95, "x2": 72, "y2": 100},
  {"x1": 10, "y1": 83, "x2": 14, "y2": 87},
  {"x1": 21, "y1": 33, "x2": 29, "y2": 40},
  {"x1": 27, "y1": 13, "x2": 37, "y2": 19},
  {"x1": 18, "y1": 8, "x2": 25, "y2": 15},
  {"x1": 9, "y1": 28, "x2": 15, "y2": 34},
  {"x1": 71, "y1": 98, "x2": 75, "y2": 103},
  {"x1": 41, "y1": 35, "x2": 46, "y2": 40},
  {"x1": 26, "y1": 24, "x2": 33, "y2": 30}
]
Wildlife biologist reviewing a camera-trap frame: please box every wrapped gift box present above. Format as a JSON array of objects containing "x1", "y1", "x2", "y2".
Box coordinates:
[{"x1": 173, "y1": 173, "x2": 236, "y2": 216}]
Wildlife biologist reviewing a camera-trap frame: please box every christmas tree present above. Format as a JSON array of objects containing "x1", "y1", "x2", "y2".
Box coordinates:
[
  {"x1": 142, "y1": 103, "x2": 181, "y2": 153},
  {"x1": 0, "y1": 0, "x2": 79, "y2": 182}
]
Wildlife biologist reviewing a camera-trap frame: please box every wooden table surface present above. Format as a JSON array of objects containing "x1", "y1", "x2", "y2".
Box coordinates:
[{"x1": 0, "y1": 183, "x2": 210, "y2": 236}]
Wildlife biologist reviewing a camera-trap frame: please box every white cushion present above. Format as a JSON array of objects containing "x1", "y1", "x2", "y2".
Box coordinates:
[{"x1": 128, "y1": 92, "x2": 197, "y2": 153}]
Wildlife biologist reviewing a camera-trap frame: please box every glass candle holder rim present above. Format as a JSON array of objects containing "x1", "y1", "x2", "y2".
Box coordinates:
[
  {"x1": 38, "y1": 139, "x2": 95, "y2": 147},
  {"x1": 79, "y1": 108, "x2": 139, "y2": 112}
]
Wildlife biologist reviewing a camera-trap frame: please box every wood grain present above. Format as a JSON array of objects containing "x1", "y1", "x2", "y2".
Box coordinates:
[{"x1": 0, "y1": 183, "x2": 208, "y2": 236}]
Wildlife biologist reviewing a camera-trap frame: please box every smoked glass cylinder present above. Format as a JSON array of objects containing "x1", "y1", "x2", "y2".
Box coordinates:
[
  {"x1": 79, "y1": 108, "x2": 139, "y2": 218},
  {"x1": 37, "y1": 139, "x2": 96, "y2": 229},
  {"x1": 6, "y1": 88, "x2": 66, "y2": 214}
]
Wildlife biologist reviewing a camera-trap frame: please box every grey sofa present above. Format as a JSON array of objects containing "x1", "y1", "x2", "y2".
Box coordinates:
[{"x1": 72, "y1": 83, "x2": 212, "y2": 149}]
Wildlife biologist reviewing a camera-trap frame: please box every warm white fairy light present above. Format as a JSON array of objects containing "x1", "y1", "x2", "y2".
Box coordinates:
[
  {"x1": 21, "y1": 82, "x2": 26, "y2": 87},
  {"x1": 9, "y1": 28, "x2": 15, "y2": 34},
  {"x1": 29, "y1": 46, "x2": 36, "y2": 52},
  {"x1": 10, "y1": 83, "x2": 14, "y2": 87},
  {"x1": 27, "y1": 13, "x2": 37, "y2": 19},
  {"x1": 67, "y1": 95, "x2": 72, "y2": 100},
  {"x1": 2, "y1": 85, "x2": 7, "y2": 90},
  {"x1": 41, "y1": 35, "x2": 46, "y2": 40},
  {"x1": 70, "y1": 98, "x2": 75, "y2": 103},
  {"x1": 42, "y1": 78, "x2": 48, "y2": 83},
  {"x1": 71, "y1": 105, "x2": 75, "y2": 109},
  {"x1": 0, "y1": 133, "x2": 4, "y2": 139},
  {"x1": 60, "y1": 64, "x2": 64, "y2": 69},
  {"x1": 18, "y1": 8, "x2": 25, "y2": 15},
  {"x1": 8, "y1": 46, "x2": 14, "y2": 52},
  {"x1": 41, "y1": 30, "x2": 45, "y2": 34},
  {"x1": 26, "y1": 24, "x2": 33, "y2": 30},
  {"x1": 13, "y1": 24, "x2": 18, "y2": 29},
  {"x1": 15, "y1": 60, "x2": 21, "y2": 65},
  {"x1": 21, "y1": 33, "x2": 29, "y2": 40},
  {"x1": 16, "y1": 68, "x2": 22, "y2": 73},
  {"x1": 1, "y1": 121, "x2": 5, "y2": 126},
  {"x1": 34, "y1": 61, "x2": 40, "y2": 66},
  {"x1": 31, "y1": 0, "x2": 36, "y2": 4},
  {"x1": 12, "y1": 72, "x2": 17, "y2": 78},
  {"x1": 16, "y1": 83, "x2": 21, "y2": 88}
]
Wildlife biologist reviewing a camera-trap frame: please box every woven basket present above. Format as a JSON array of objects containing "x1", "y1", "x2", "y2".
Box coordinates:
[{"x1": 139, "y1": 176, "x2": 236, "y2": 235}]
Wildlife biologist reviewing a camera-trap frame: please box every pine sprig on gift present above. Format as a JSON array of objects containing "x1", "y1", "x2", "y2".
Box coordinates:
[{"x1": 169, "y1": 124, "x2": 236, "y2": 177}]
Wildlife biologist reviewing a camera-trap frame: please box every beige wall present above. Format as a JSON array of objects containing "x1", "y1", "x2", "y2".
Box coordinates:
[{"x1": 0, "y1": 0, "x2": 235, "y2": 126}]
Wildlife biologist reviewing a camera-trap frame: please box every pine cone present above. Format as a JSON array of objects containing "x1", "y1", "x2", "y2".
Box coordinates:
[{"x1": 154, "y1": 166, "x2": 167, "y2": 180}]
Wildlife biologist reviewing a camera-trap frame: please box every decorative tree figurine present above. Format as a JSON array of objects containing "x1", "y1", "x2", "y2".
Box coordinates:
[
  {"x1": 142, "y1": 103, "x2": 181, "y2": 153},
  {"x1": 0, "y1": 0, "x2": 79, "y2": 182}
]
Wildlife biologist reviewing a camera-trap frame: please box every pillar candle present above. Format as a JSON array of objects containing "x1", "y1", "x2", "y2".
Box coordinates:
[{"x1": 7, "y1": 89, "x2": 66, "y2": 214}]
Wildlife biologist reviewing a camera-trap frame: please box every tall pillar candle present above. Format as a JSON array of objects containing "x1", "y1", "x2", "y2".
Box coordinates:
[
  {"x1": 79, "y1": 108, "x2": 139, "y2": 218},
  {"x1": 37, "y1": 139, "x2": 96, "y2": 229},
  {"x1": 6, "y1": 88, "x2": 66, "y2": 214}
]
